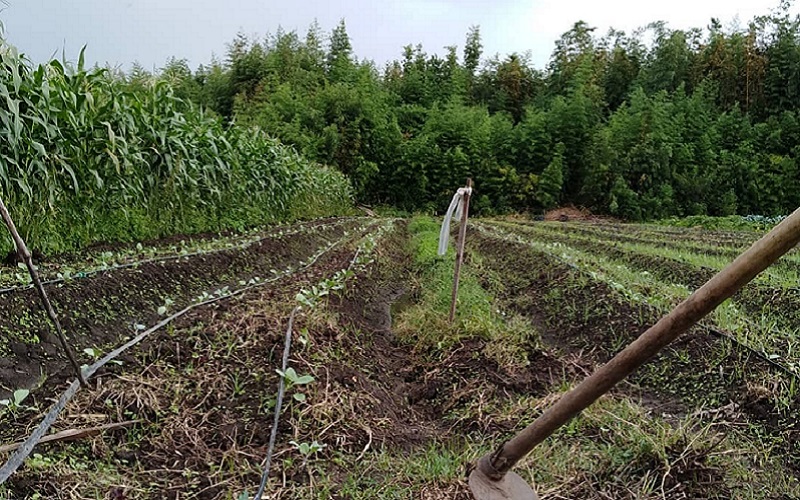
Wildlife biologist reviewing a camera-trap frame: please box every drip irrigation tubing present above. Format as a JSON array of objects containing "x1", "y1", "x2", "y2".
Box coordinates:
[
  {"x1": 253, "y1": 306, "x2": 299, "y2": 500},
  {"x1": 251, "y1": 221, "x2": 395, "y2": 499},
  {"x1": 0, "y1": 224, "x2": 374, "y2": 485},
  {"x1": 0, "y1": 217, "x2": 361, "y2": 296},
  {"x1": 474, "y1": 222, "x2": 800, "y2": 382}
]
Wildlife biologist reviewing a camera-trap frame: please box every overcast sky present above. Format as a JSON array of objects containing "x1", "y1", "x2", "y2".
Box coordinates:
[{"x1": 0, "y1": 0, "x2": 793, "y2": 73}]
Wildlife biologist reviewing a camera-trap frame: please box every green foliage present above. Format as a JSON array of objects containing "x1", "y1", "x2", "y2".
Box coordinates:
[
  {"x1": 127, "y1": 4, "x2": 800, "y2": 220},
  {"x1": 276, "y1": 367, "x2": 315, "y2": 388},
  {"x1": 289, "y1": 440, "x2": 325, "y2": 457},
  {"x1": 536, "y1": 142, "x2": 565, "y2": 209},
  {"x1": 0, "y1": 34, "x2": 352, "y2": 254},
  {"x1": 0, "y1": 388, "x2": 30, "y2": 409}
]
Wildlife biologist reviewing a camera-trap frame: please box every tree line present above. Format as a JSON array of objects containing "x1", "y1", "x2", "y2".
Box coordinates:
[{"x1": 150, "y1": 3, "x2": 800, "y2": 219}]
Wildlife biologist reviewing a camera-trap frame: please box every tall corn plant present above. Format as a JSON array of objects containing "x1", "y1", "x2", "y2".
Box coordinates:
[{"x1": 0, "y1": 33, "x2": 352, "y2": 255}]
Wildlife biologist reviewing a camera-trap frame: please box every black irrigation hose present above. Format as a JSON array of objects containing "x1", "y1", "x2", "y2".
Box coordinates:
[
  {"x1": 700, "y1": 324, "x2": 800, "y2": 381},
  {"x1": 0, "y1": 227, "x2": 364, "y2": 485},
  {"x1": 253, "y1": 306, "x2": 299, "y2": 500},
  {"x1": 474, "y1": 222, "x2": 800, "y2": 382},
  {"x1": 251, "y1": 223, "x2": 392, "y2": 499},
  {"x1": 0, "y1": 218, "x2": 357, "y2": 296}
]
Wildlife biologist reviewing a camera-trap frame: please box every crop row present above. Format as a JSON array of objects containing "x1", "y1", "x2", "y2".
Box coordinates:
[
  {"x1": 0, "y1": 217, "x2": 364, "y2": 293},
  {"x1": 493, "y1": 220, "x2": 800, "y2": 286},
  {"x1": 516, "y1": 218, "x2": 760, "y2": 250},
  {"x1": 0, "y1": 218, "x2": 395, "y2": 491},
  {"x1": 0, "y1": 37, "x2": 353, "y2": 255},
  {"x1": 468, "y1": 223, "x2": 800, "y2": 476},
  {"x1": 0, "y1": 217, "x2": 375, "y2": 394},
  {"x1": 478, "y1": 221, "x2": 800, "y2": 376},
  {"x1": 491, "y1": 221, "x2": 800, "y2": 337}
]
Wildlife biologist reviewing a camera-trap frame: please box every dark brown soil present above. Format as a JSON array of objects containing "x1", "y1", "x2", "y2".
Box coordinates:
[
  {"x1": 66, "y1": 217, "x2": 343, "y2": 258},
  {"x1": 0, "y1": 218, "x2": 361, "y2": 404},
  {"x1": 494, "y1": 221, "x2": 800, "y2": 369},
  {"x1": 2, "y1": 249, "x2": 45, "y2": 267},
  {"x1": 470, "y1": 229, "x2": 800, "y2": 470},
  {"x1": 2, "y1": 240, "x2": 367, "y2": 499},
  {"x1": 543, "y1": 206, "x2": 611, "y2": 223},
  {"x1": 325, "y1": 223, "x2": 565, "y2": 451}
]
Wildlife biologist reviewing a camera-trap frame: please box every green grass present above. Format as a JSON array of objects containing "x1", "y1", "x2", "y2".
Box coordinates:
[
  {"x1": 396, "y1": 216, "x2": 534, "y2": 364},
  {"x1": 312, "y1": 390, "x2": 800, "y2": 500}
]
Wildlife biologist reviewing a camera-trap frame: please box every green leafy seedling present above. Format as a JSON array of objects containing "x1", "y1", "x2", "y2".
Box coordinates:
[
  {"x1": 0, "y1": 389, "x2": 30, "y2": 410},
  {"x1": 276, "y1": 367, "x2": 314, "y2": 388},
  {"x1": 158, "y1": 297, "x2": 175, "y2": 316},
  {"x1": 83, "y1": 346, "x2": 122, "y2": 366},
  {"x1": 298, "y1": 327, "x2": 310, "y2": 347},
  {"x1": 289, "y1": 440, "x2": 326, "y2": 457},
  {"x1": 296, "y1": 290, "x2": 316, "y2": 308}
]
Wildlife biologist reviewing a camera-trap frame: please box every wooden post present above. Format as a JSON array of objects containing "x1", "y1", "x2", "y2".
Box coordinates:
[
  {"x1": 449, "y1": 179, "x2": 472, "y2": 323},
  {"x1": 473, "y1": 204, "x2": 800, "y2": 482},
  {"x1": 0, "y1": 196, "x2": 87, "y2": 387}
]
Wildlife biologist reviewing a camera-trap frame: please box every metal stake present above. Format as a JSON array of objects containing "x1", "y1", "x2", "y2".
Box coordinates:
[{"x1": 449, "y1": 178, "x2": 472, "y2": 323}]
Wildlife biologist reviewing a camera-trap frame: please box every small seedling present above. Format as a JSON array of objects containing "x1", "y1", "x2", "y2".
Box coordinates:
[
  {"x1": 289, "y1": 440, "x2": 326, "y2": 460},
  {"x1": 276, "y1": 367, "x2": 314, "y2": 388},
  {"x1": 83, "y1": 346, "x2": 122, "y2": 366},
  {"x1": 14, "y1": 262, "x2": 32, "y2": 285},
  {"x1": 298, "y1": 327, "x2": 310, "y2": 347},
  {"x1": 0, "y1": 388, "x2": 30, "y2": 410},
  {"x1": 158, "y1": 297, "x2": 175, "y2": 316}
]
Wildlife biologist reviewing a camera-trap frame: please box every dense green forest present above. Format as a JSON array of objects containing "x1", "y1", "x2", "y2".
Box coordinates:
[
  {"x1": 150, "y1": 3, "x2": 800, "y2": 219},
  {"x1": 0, "y1": 33, "x2": 352, "y2": 254}
]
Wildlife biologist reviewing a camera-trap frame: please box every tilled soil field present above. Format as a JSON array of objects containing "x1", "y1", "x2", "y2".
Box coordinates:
[
  {"x1": 0, "y1": 218, "x2": 364, "y2": 400},
  {"x1": 1, "y1": 217, "x2": 799, "y2": 499}
]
